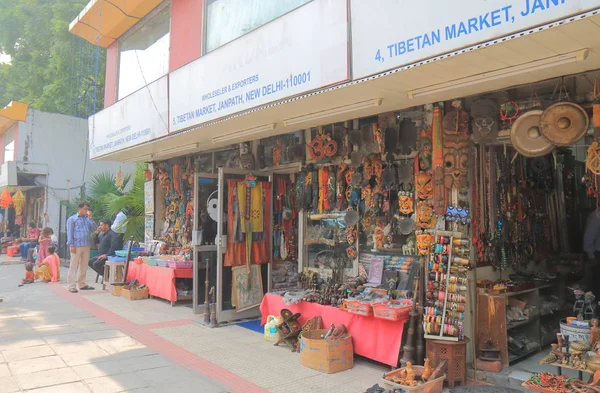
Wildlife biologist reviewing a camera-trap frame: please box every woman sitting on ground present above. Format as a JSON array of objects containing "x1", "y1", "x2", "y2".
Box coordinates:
[{"x1": 34, "y1": 246, "x2": 60, "y2": 283}]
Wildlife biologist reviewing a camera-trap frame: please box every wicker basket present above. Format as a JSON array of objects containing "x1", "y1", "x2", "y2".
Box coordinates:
[
  {"x1": 383, "y1": 366, "x2": 446, "y2": 393},
  {"x1": 559, "y1": 319, "x2": 591, "y2": 342}
]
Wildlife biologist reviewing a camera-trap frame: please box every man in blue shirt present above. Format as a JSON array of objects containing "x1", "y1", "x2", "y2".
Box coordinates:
[{"x1": 66, "y1": 202, "x2": 98, "y2": 293}]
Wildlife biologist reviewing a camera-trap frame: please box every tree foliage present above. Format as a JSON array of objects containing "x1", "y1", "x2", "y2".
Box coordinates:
[{"x1": 0, "y1": 0, "x2": 105, "y2": 117}]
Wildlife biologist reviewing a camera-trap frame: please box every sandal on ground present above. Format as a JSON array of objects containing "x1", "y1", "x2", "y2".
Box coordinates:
[
  {"x1": 79, "y1": 285, "x2": 95, "y2": 290},
  {"x1": 69, "y1": 288, "x2": 78, "y2": 293}
]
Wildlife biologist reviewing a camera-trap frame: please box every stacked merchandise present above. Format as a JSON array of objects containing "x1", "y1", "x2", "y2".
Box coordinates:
[{"x1": 424, "y1": 232, "x2": 469, "y2": 340}]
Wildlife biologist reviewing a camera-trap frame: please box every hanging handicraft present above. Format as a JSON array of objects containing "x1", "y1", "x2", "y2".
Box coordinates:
[
  {"x1": 540, "y1": 101, "x2": 589, "y2": 146},
  {"x1": 373, "y1": 123, "x2": 384, "y2": 154},
  {"x1": 432, "y1": 107, "x2": 446, "y2": 215},
  {"x1": 510, "y1": 110, "x2": 554, "y2": 158},
  {"x1": 587, "y1": 142, "x2": 600, "y2": 175},
  {"x1": 12, "y1": 189, "x2": 25, "y2": 215},
  {"x1": 416, "y1": 232, "x2": 434, "y2": 256},
  {"x1": 336, "y1": 164, "x2": 348, "y2": 211},
  {"x1": 418, "y1": 128, "x2": 433, "y2": 171},
  {"x1": 416, "y1": 200, "x2": 436, "y2": 229},
  {"x1": 307, "y1": 132, "x2": 338, "y2": 161},
  {"x1": 471, "y1": 99, "x2": 499, "y2": 143},
  {"x1": 442, "y1": 108, "x2": 470, "y2": 190},
  {"x1": 398, "y1": 192, "x2": 414, "y2": 216},
  {"x1": 415, "y1": 171, "x2": 433, "y2": 200}
]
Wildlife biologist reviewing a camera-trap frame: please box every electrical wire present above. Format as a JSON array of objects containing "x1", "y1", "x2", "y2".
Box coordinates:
[{"x1": 134, "y1": 51, "x2": 169, "y2": 132}]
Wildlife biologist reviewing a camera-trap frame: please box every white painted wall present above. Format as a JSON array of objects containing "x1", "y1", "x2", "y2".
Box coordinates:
[{"x1": 15, "y1": 109, "x2": 134, "y2": 234}]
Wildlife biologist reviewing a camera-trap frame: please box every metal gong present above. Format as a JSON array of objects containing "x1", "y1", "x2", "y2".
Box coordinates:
[
  {"x1": 510, "y1": 110, "x2": 554, "y2": 158},
  {"x1": 398, "y1": 217, "x2": 416, "y2": 235},
  {"x1": 540, "y1": 102, "x2": 589, "y2": 146}
]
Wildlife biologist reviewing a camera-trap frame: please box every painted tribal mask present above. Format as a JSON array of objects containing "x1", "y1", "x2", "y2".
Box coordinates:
[
  {"x1": 398, "y1": 192, "x2": 414, "y2": 216},
  {"x1": 417, "y1": 200, "x2": 436, "y2": 229},
  {"x1": 416, "y1": 232, "x2": 434, "y2": 256},
  {"x1": 416, "y1": 171, "x2": 433, "y2": 200}
]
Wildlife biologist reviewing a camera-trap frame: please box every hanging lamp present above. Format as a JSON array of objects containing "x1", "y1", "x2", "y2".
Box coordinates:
[{"x1": 12, "y1": 189, "x2": 25, "y2": 215}]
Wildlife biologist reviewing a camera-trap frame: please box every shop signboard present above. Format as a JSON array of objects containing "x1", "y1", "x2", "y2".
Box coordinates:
[
  {"x1": 169, "y1": 0, "x2": 349, "y2": 133},
  {"x1": 88, "y1": 76, "x2": 169, "y2": 159},
  {"x1": 351, "y1": 0, "x2": 600, "y2": 79}
]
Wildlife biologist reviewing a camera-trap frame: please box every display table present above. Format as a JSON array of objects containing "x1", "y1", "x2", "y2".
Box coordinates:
[
  {"x1": 125, "y1": 263, "x2": 193, "y2": 306},
  {"x1": 260, "y1": 293, "x2": 408, "y2": 366}
]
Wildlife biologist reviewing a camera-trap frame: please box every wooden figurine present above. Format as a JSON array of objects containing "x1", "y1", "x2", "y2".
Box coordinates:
[
  {"x1": 422, "y1": 358, "x2": 433, "y2": 381},
  {"x1": 405, "y1": 362, "x2": 417, "y2": 386},
  {"x1": 592, "y1": 319, "x2": 599, "y2": 349}
]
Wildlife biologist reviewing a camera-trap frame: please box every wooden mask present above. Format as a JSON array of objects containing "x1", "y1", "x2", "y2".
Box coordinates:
[{"x1": 416, "y1": 171, "x2": 433, "y2": 200}]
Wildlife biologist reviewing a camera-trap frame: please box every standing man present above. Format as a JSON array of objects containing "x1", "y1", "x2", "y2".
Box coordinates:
[
  {"x1": 66, "y1": 202, "x2": 97, "y2": 293},
  {"x1": 112, "y1": 209, "x2": 127, "y2": 241},
  {"x1": 88, "y1": 219, "x2": 122, "y2": 277}
]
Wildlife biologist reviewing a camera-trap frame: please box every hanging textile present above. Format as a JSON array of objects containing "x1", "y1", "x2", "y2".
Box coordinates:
[
  {"x1": 225, "y1": 179, "x2": 271, "y2": 267},
  {"x1": 237, "y1": 182, "x2": 264, "y2": 233}
]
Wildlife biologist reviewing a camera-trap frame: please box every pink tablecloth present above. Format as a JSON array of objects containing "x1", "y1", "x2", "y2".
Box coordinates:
[
  {"x1": 260, "y1": 293, "x2": 407, "y2": 366},
  {"x1": 126, "y1": 263, "x2": 193, "y2": 302}
]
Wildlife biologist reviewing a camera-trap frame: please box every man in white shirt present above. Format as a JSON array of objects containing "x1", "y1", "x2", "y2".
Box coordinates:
[{"x1": 113, "y1": 210, "x2": 127, "y2": 241}]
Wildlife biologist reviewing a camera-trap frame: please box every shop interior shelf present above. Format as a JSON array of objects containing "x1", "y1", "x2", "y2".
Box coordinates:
[
  {"x1": 507, "y1": 287, "x2": 540, "y2": 297},
  {"x1": 507, "y1": 315, "x2": 539, "y2": 330}
]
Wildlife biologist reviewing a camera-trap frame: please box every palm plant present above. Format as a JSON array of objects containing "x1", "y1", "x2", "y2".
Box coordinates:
[
  {"x1": 101, "y1": 164, "x2": 146, "y2": 242},
  {"x1": 87, "y1": 171, "x2": 131, "y2": 220}
]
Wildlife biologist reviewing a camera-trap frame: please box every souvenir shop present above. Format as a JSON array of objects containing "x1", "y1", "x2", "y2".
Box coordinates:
[{"x1": 137, "y1": 66, "x2": 600, "y2": 388}]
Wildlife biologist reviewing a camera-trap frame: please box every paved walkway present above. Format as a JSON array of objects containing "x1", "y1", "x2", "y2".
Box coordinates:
[{"x1": 0, "y1": 257, "x2": 387, "y2": 393}]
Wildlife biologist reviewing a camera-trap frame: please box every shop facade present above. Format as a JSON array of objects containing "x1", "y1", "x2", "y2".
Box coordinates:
[{"x1": 71, "y1": 0, "x2": 600, "y2": 374}]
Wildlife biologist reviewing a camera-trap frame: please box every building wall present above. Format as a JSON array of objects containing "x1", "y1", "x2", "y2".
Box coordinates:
[
  {"x1": 15, "y1": 109, "x2": 134, "y2": 234},
  {"x1": 170, "y1": 0, "x2": 204, "y2": 72},
  {"x1": 102, "y1": 0, "x2": 205, "y2": 108},
  {"x1": 104, "y1": 42, "x2": 119, "y2": 108}
]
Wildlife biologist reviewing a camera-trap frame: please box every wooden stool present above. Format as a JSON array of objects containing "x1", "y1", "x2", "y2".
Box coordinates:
[
  {"x1": 426, "y1": 337, "x2": 470, "y2": 388},
  {"x1": 102, "y1": 261, "x2": 125, "y2": 290}
]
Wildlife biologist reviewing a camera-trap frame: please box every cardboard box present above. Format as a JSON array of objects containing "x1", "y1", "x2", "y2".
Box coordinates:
[
  {"x1": 121, "y1": 286, "x2": 149, "y2": 301},
  {"x1": 109, "y1": 285, "x2": 123, "y2": 297},
  {"x1": 299, "y1": 329, "x2": 353, "y2": 374}
]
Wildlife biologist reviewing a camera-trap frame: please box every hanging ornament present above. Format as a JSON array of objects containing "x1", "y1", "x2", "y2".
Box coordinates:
[
  {"x1": 115, "y1": 166, "x2": 124, "y2": 189},
  {"x1": 0, "y1": 188, "x2": 13, "y2": 209},
  {"x1": 12, "y1": 189, "x2": 25, "y2": 215}
]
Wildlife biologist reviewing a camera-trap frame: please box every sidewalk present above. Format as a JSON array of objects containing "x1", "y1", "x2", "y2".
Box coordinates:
[{"x1": 0, "y1": 256, "x2": 387, "y2": 393}]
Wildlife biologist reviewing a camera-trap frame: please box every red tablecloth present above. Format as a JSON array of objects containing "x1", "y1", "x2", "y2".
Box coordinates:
[
  {"x1": 260, "y1": 293, "x2": 407, "y2": 366},
  {"x1": 126, "y1": 263, "x2": 193, "y2": 302}
]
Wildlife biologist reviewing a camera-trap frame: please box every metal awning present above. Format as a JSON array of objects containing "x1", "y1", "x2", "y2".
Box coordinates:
[
  {"x1": 68, "y1": 0, "x2": 164, "y2": 47},
  {"x1": 0, "y1": 101, "x2": 28, "y2": 136}
]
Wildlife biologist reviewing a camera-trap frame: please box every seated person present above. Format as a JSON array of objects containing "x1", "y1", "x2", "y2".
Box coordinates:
[
  {"x1": 88, "y1": 219, "x2": 122, "y2": 277},
  {"x1": 18, "y1": 222, "x2": 40, "y2": 261},
  {"x1": 34, "y1": 246, "x2": 60, "y2": 283}
]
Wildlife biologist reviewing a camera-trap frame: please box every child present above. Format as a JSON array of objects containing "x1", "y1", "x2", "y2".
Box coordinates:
[
  {"x1": 18, "y1": 263, "x2": 34, "y2": 286},
  {"x1": 35, "y1": 246, "x2": 60, "y2": 283},
  {"x1": 36, "y1": 227, "x2": 53, "y2": 264}
]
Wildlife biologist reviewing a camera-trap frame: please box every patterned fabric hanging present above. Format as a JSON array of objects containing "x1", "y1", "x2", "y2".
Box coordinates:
[
  {"x1": 0, "y1": 188, "x2": 13, "y2": 209},
  {"x1": 12, "y1": 189, "x2": 25, "y2": 215},
  {"x1": 115, "y1": 166, "x2": 124, "y2": 189}
]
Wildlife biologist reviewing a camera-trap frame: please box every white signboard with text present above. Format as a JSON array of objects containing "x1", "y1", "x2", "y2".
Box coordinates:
[
  {"x1": 89, "y1": 76, "x2": 169, "y2": 158},
  {"x1": 169, "y1": 0, "x2": 348, "y2": 133},
  {"x1": 351, "y1": 0, "x2": 600, "y2": 79}
]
